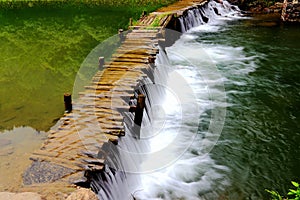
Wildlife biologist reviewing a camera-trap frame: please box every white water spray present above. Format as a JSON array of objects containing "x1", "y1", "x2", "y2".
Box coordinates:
[{"x1": 95, "y1": 1, "x2": 243, "y2": 200}]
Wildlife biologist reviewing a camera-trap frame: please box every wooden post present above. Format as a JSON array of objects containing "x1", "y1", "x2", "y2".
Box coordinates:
[
  {"x1": 64, "y1": 93, "x2": 72, "y2": 113},
  {"x1": 134, "y1": 94, "x2": 146, "y2": 126},
  {"x1": 148, "y1": 56, "x2": 155, "y2": 64},
  {"x1": 98, "y1": 57, "x2": 104, "y2": 70},
  {"x1": 158, "y1": 39, "x2": 166, "y2": 50},
  {"x1": 129, "y1": 18, "x2": 133, "y2": 26},
  {"x1": 142, "y1": 10, "x2": 147, "y2": 17},
  {"x1": 118, "y1": 29, "x2": 124, "y2": 42}
]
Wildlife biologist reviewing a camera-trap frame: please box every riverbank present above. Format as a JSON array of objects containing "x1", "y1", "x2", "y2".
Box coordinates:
[{"x1": 248, "y1": 2, "x2": 283, "y2": 13}]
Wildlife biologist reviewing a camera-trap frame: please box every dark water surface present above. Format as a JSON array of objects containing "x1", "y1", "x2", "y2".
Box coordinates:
[{"x1": 200, "y1": 16, "x2": 300, "y2": 199}]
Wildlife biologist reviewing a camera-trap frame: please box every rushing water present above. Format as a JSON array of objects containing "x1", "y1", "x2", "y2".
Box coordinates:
[
  {"x1": 201, "y1": 14, "x2": 300, "y2": 199},
  {"x1": 161, "y1": 11, "x2": 298, "y2": 200},
  {"x1": 0, "y1": 1, "x2": 297, "y2": 198},
  {"x1": 98, "y1": 2, "x2": 300, "y2": 200}
]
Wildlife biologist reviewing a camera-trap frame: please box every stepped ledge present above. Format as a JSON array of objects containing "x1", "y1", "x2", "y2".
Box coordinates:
[{"x1": 18, "y1": 0, "x2": 208, "y2": 199}]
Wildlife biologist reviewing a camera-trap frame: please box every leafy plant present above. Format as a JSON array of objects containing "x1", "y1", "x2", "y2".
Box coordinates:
[
  {"x1": 288, "y1": 181, "x2": 300, "y2": 200},
  {"x1": 266, "y1": 181, "x2": 300, "y2": 200},
  {"x1": 266, "y1": 189, "x2": 283, "y2": 200}
]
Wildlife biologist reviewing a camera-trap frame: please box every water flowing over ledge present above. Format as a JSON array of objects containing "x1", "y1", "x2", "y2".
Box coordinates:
[
  {"x1": 93, "y1": 1, "x2": 241, "y2": 200},
  {"x1": 20, "y1": 1, "x2": 242, "y2": 199}
]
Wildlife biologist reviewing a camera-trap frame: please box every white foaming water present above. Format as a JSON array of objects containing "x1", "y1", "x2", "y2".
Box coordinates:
[
  {"x1": 96, "y1": 1, "x2": 259, "y2": 200},
  {"x1": 179, "y1": 0, "x2": 243, "y2": 33},
  {"x1": 134, "y1": 1, "x2": 251, "y2": 200},
  {"x1": 135, "y1": 41, "x2": 228, "y2": 200}
]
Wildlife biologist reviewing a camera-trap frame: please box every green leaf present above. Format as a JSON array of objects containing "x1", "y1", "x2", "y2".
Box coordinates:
[
  {"x1": 265, "y1": 189, "x2": 283, "y2": 200},
  {"x1": 292, "y1": 181, "x2": 299, "y2": 188},
  {"x1": 288, "y1": 191, "x2": 294, "y2": 195},
  {"x1": 289, "y1": 189, "x2": 297, "y2": 194}
]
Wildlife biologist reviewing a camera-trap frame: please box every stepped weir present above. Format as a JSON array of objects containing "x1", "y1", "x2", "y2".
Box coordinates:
[{"x1": 20, "y1": 0, "x2": 240, "y2": 199}]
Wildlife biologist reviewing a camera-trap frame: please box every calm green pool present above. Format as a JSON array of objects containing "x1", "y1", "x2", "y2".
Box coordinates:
[{"x1": 0, "y1": 3, "x2": 166, "y2": 132}]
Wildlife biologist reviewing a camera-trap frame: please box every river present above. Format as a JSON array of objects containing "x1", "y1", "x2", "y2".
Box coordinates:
[
  {"x1": 0, "y1": 1, "x2": 299, "y2": 199},
  {"x1": 205, "y1": 13, "x2": 300, "y2": 199},
  {"x1": 131, "y1": 2, "x2": 300, "y2": 200}
]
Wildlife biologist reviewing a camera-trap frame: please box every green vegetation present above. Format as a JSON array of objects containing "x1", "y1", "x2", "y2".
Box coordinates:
[
  {"x1": 149, "y1": 12, "x2": 172, "y2": 27},
  {"x1": 0, "y1": 0, "x2": 177, "y2": 9},
  {"x1": 266, "y1": 181, "x2": 300, "y2": 200},
  {"x1": 237, "y1": 0, "x2": 281, "y2": 10},
  {"x1": 0, "y1": 0, "x2": 177, "y2": 132},
  {"x1": 150, "y1": 15, "x2": 163, "y2": 27}
]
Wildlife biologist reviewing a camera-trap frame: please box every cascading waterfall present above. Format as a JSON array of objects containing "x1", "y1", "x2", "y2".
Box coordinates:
[
  {"x1": 92, "y1": 48, "x2": 171, "y2": 200},
  {"x1": 93, "y1": 1, "x2": 242, "y2": 200},
  {"x1": 179, "y1": 0, "x2": 241, "y2": 33}
]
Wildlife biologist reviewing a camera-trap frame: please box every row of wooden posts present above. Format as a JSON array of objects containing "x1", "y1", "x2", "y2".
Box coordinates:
[
  {"x1": 63, "y1": 23, "x2": 149, "y2": 134},
  {"x1": 64, "y1": 92, "x2": 146, "y2": 127},
  {"x1": 63, "y1": 54, "x2": 146, "y2": 128}
]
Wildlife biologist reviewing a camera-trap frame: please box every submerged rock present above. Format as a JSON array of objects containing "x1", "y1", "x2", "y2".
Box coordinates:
[
  {"x1": 0, "y1": 146, "x2": 14, "y2": 156},
  {"x1": 0, "y1": 139, "x2": 14, "y2": 156},
  {"x1": 0, "y1": 139, "x2": 11, "y2": 147},
  {"x1": 23, "y1": 161, "x2": 74, "y2": 185}
]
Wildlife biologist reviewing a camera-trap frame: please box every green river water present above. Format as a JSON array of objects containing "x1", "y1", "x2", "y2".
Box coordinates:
[
  {"x1": 202, "y1": 15, "x2": 300, "y2": 199},
  {"x1": 0, "y1": 3, "x2": 299, "y2": 199},
  {"x1": 0, "y1": 4, "x2": 147, "y2": 132},
  {"x1": 0, "y1": 3, "x2": 160, "y2": 191}
]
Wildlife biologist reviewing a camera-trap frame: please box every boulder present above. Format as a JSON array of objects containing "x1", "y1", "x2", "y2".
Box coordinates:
[
  {"x1": 275, "y1": 2, "x2": 283, "y2": 7},
  {"x1": 66, "y1": 188, "x2": 98, "y2": 200}
]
